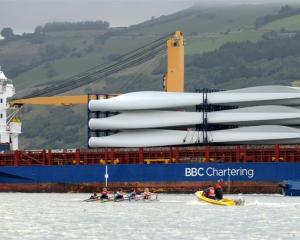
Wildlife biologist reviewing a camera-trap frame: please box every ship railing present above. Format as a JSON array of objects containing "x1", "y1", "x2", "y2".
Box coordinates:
[{"x1": 2, "y1": 145, "x2": 300, "y2": 166}]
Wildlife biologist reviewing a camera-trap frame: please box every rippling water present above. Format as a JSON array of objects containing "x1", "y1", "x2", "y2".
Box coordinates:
[{"x1": 1, "y1": 193, "x2": 299, "y2": 240}]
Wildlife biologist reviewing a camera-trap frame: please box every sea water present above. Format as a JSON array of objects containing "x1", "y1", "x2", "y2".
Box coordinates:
[{"x1": 0, "y1": 193, "x2": 299, "y2": 240}]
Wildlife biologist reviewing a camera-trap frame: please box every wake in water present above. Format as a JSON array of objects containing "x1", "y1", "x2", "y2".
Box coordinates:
[{"x1": 246, "y1": 200, "x2": 300, "y2": 207}]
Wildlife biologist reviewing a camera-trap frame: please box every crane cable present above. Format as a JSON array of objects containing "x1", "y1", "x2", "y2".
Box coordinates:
[
  {"x1": 23, "y1": 42, "x2": 165, "y2": 97},
  {"x1": 30, "y1": 44, "x2": 166, "y2": 97},
  {"x1": 117, "y1": 50, "x2": 166, "y2": 93},
  {"x1": 19, "y1": 32, "x2": 173, "y2": 98},
  {"x1": 7, "y1": 106, "x2": 23, "y2": 124}
]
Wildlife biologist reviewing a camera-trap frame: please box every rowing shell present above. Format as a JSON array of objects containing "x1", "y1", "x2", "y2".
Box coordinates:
[{"x1": 83, "y1": 195, "x2": 158, "y2": 203}]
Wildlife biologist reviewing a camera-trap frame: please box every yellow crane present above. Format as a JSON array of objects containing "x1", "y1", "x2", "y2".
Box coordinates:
[
  {"x1": 163, "y1": 31, "x2": 184, "y2": 92},
  {"x1": 10, "y1": 31, "x2": 184, "y2": 107}
]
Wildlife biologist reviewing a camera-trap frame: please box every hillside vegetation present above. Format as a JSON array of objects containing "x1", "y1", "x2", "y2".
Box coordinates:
[
  {"x1": 1, "y1": 3, "x2": 300, "y2": 149},
  {"x1": 261, "y1": 14, "x2": 300, "y2": 31},
  {"x1": 185, "y1": 35, "x2": 300, "y2": 90}
]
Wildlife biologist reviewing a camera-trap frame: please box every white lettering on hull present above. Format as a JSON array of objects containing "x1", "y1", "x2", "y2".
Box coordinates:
[{"x1": 185, "y1": 167, "x2": 254, "y2": 179}]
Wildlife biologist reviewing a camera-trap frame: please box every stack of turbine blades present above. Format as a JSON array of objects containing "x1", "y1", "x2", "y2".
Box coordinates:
[{"x1": 88, "y1": 85, "x2": 300, "y2": 147}]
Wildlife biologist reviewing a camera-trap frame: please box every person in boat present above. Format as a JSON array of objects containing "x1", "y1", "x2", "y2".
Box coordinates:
[
  {"x1": 89, "y1": 192, "x2": 98, "y2": 199},
  {"x1": 204, "y1": 185, "x2": 216, "y2": 200},
  {"x1": 114, "y1": 188, "x2": 124, "y2": 201},
  {"x1": 128, "y1": 189, "x2": 136, "y2": 199},
  {"x1": 203, "y1": 185, "x2": 210, "y2": 196},
  {"x1": 143, "y1": 188, "x2": 152, "y2": 200},
  {"x1": 100, "y1": 187, "x2": 109, "y2": 200},
  {"x1": 214, "y1": 180, "x2": 223, "y2": 200}
]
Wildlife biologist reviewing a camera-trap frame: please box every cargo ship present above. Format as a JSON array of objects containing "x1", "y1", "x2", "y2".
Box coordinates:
[{"x1": 1, "y1": 31, "x2": 300, "y2": 193}]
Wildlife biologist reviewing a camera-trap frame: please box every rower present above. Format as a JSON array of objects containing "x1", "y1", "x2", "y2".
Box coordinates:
[
  {"x1": 100, "y1": 187, "x2": 109, "y2": 199},
  {"x1": 204, "y1": 185, "x2": 216, "y2": 200},
  {"x1": 143, "y1": 188, "x2": 152, "y2": 200},
  {"x1": 89, "y1": 192, "x2": 98, "y2": 199},
  {"x1": 128, "y1": 189, "x2": 136, "y2": 199},
  {"x1": 114, "y1": 188, "x2": 124, "y2": 201}
]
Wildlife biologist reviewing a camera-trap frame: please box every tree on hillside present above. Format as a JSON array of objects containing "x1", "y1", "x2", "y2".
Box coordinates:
[
  {"x1": 34, "y1": 26, "x2": 44, "y2": 35},
  {"x1": 42, "y1": 21, "x2": 110, "y2": 32},
  {"x1": 279, "y1": 5, "x2": 293, "y2": 14},
  {"x1": 0, "y1": 27, "x2": 15, "y2": 40}
]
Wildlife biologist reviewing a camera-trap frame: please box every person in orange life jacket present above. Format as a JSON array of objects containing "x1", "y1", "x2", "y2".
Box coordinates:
[
  {"x1": 214, "y1": 180, "x2": 223, "y2": 200},
  {"x1": 204, "y1": 185, "x2": 216, "y2": 199},
  {"x1": 100, "y1": 187, "x2": 109, "y2": 199}
]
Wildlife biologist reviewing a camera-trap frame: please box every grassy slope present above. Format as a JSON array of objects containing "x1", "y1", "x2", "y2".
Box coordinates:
[
  {"x1": 135, "y1": 4, "x2": 279, "y2": 35},
  {"x1": 13, "y1": 34, "x2": 156, "y2": 91},
  {"x1": 137, "y1": 4, "x2": 279, "y2": 55},
  {"x1": 261, "y1": 14, "x2": 300, "y2": 31},
  {"x1": 186, "y1": 31, "x2": 262, "y2": 55},
  {"x1": 14, "y1": 53, "x2": 105, "y2": 90}
]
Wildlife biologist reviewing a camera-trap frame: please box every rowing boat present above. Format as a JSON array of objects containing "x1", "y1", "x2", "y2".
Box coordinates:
[
  {"x1": 83, "y1": 194, "x2": 158, "y2": 203},
  {"x1": 83, "y1": 198, "x2": 112, "y2": 202},
  {"x1": 195, "y1": 191, "x2": 236, "y2": 206}
]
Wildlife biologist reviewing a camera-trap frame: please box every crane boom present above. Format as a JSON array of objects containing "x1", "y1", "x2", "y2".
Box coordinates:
[{"x1": 10, "y1": 96, "x2": 96, "y2": 107}]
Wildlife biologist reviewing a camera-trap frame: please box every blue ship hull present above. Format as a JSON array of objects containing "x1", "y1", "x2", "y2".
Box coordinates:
[
  {"x1": 1, "y1": 163, "x2": 300, "y2": 184},
  {"x1": 283, "y1": 189, "x2": 300, "y2": 196},
  {"x1": 282, "y1": 180, "x2": 300, "y2": 196}
]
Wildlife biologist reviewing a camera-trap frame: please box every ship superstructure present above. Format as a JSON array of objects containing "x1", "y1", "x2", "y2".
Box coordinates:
[{"x1": 0, "y1": 67, "x2": 21, "y2": 150}]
